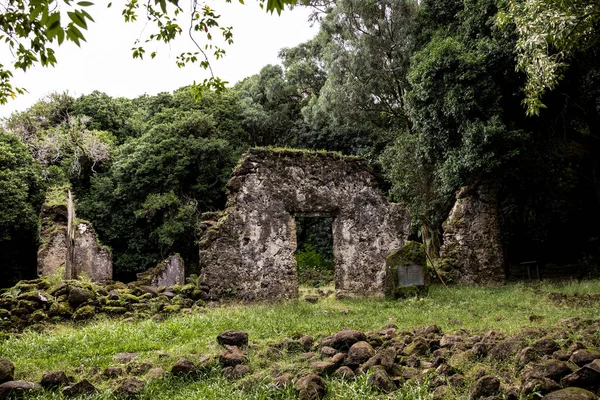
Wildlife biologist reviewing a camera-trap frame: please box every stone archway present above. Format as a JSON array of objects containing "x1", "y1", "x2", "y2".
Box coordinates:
[{"x1": 199, "y1": 149, "x2": 410, "y2": 300}]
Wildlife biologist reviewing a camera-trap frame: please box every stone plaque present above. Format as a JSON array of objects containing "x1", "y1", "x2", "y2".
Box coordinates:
[{"x1": 397, "y1": 264, "x2": 424, "y2": 287}]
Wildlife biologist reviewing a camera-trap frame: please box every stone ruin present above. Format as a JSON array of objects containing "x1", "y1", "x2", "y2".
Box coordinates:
[
  {"x1": 37, "y1": 187, "x2": 112, "y2": 282},
  {"x1": 199, "y1": 149, "x2": 410, "y2": 301},
  {"x1": 440, "y1": 185, "x2": 505, "y2": 284},
  {"x1": 137, "y1": 254, "x2": 185, "y2": 287}
]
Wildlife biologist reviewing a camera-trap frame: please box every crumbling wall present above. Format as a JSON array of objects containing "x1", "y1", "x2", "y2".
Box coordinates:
[
  {"x1": 37, "y1": 187, "x2": 112, "y2": 282},
  {"x1": 440, "y1": 185, "x2": 505, "y2": 284},
  {"x1": 71, "y1": 222, "x2": 112, "y2": 282},
  {"x1": 137, "y1": 254, "x2": 185, "y2": 287},
  {"x1": 199, "y1": 148, "x2": 410, "y2": 300},
  {"x1": 37, "y1": 188, "x2": 70, "y2": 278}
]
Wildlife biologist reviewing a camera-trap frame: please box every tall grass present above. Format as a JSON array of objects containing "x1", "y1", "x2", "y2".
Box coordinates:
[{"x1": 1, "y1": 281, "x2": 599, "y2": 399}]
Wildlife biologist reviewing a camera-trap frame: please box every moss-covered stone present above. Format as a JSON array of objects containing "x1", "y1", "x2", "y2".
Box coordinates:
[
  {"x1": 163, "y1": 305, "x2": 181, "y2": 313},
  {"x1": 102, "y1": 306, "x2": 127, "y2": 315},
  {"x1": 31, "y1": 310, "x2": 47, "y2": 322},
  {"x1": 384, "y1": 241, "x2": 429, "y2": 300},
  {"x1": 48, "y1": 302, "x2": 72, "y2": 318},
  {"x1": 120, "y1": 294, "x2": 140, "y2": 303},
  {"x1": 72, "y1": 305, "x2": 96, "y2": 320}
]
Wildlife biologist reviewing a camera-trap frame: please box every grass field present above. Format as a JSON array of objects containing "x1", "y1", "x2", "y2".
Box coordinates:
[{"x1": 1, "y1": 280, "x2": 600, "y2": 399}]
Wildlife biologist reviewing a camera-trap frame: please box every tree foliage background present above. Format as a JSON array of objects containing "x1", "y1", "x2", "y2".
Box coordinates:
[{"x1": 1, "y1": 0, "x2": 599, "y2": 285}]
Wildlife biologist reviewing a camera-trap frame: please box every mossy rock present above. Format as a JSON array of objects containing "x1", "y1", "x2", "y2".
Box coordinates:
[
  {"x1": 163, "y1": 305, "x2": 181, "y2": 313},
  {"x1": 138, "y1": 293, "x2": 153, "y2": 301},
  {"x1": 72, "y1": 305, "x2": 96, "y2": 320},
  {"x1": 16, "y1": 300, "x2": 38, "y2": 312},
  {"x1": 103, "y1": 306, "x2": 127, "y2": 316},
  {"x1": 31, "y1": 309, "x2": 47, "y2": 322},
  {"x1": 0, "y1": 298, "x2": 15, "y2": 309},
  {"x1": 179, "y1": 284, "x2": 196, "y2": 296},
  {"x1": 14, "y1": 283, "x2": 38, "y2": 292},
  {"x1": 48, "y1": 302, "x2": 72, "y2": 318},
  {"x1": 384, "y1": 241, "x2": 429, "y2": 300},
  {"x1": 120, "y1": 294, "x2": 140, "y2": 304},
  {"x1": 106, "y1": 299, "x2": 124, "y2": 308}
]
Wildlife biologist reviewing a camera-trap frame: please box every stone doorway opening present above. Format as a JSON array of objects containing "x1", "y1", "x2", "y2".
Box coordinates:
[{"x1": 294, "y1": 215, "x2": 335, "y2": 293}]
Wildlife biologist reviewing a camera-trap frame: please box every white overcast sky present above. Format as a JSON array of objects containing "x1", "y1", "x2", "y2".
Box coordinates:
[{"x1": 0, "y1": 2, "x2": 319, "y2": 118}]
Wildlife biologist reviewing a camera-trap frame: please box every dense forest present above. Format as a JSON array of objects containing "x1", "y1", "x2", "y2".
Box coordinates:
[{"x1": 1, "y1": 0, "x2": 599, "y2": 287}]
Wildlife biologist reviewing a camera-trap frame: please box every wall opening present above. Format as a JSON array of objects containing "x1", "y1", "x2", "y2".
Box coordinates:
[{"x1": 294, "y1": 215, "x2": 335, "y2": 295}]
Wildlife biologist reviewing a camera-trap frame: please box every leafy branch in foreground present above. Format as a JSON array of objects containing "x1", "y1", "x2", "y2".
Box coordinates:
[
  {"x1": 498, "y1": 0, "x2": 600, "y2": 116},
  {"x1": 0, "y1": 0, "x2": 299, "y2": 104}
]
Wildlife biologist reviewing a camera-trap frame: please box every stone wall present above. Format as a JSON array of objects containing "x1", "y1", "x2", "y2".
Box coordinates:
[
  {"x1": 37, "y1": 188, "x2": 70, "y2": 278},
  {"x1": 37, "y1": 188, "x2": 112, "y2": 282},
  {"x1": 70, "y1": 222, "x2": 112, "y2": 282},
  {"x1": 440, "y1": 185, "x2": 505, "y2": 284},
  {"x1": 199, "y1": 149, "x2": 410, "y2": 300},
  {"x1": 137, "y1": 254, "x2": 185, "y2": 287}
]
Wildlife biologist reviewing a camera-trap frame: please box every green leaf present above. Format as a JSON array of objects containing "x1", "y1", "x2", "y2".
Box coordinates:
[
  {"x1": 77, "y1": 1, "x2": 94, "y2": 6},
  {"x1": 68, "y1": 11, "x2": 88, "y2": 29}
]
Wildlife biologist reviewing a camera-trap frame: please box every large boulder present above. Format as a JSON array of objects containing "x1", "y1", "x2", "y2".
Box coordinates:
[
  {"x1": 0, "y1": 359, "x2": 14, "y2": 384},
  {"x1": 217, "y1": 330, "x2": 248, "y2": 347}
]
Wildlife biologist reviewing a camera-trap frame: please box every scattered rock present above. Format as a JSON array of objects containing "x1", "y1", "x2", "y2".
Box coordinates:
[
  {"x1": 531, "y1": 338, "x2": 559, "y2": 355},
  {"x1": 560, "y1": 359, "x2": 600, "y2": 391},
  {"x1": 404, "y1": 337, "x2": 429, "y2": 356},
  {"x1": 220, "y1": 346, "x2": 247, "y2": 367},
  {"x1": 0, "y1": 359, "x2": 14, "y2": 384},
  {"x1": 217, "y1": 330, "x2": 249, "y2": 347},
  {"x1": 320, "y1": 346, "x2": 337, "y2": 358},
  {"x1": 333, "y1": 366, "x2": 355, "y2": 380},
  {"x1": 367, "y1": 366, "x2": 395, "y2": 393},
  {"x1": 517, "y1": 347, "x2": 538, "y2": 366},
  {"x1": 521, "y1": 377, "x2": 560, "y2": 396},
  {"x1": 488, "y1": 338, "x2": 525, "y2": 361},
  {"x1": 102, "y1": 367, "x2": 123, "y2": 378},
  {"x1": 542, "y1": 387, "x2": 598, "y2": 400},
  {"x1": 67, "y1": 287, "x2": 94, "y2": 308},
  {"x1": 170, "y1": 359, "x2": 196, "y2": 376},
  {"x1": 331, "y1": 353, "x2": 345, "y2": 365},
  {"x1": 295, "y1": 373, "x2": 327, "y2": 400},
  {"x1": 522, "y1": 359, "x2": 571, "y2": 382},
  {"x1": 62, "y1": 379, "x2": 99, "y2": 398},
  {"x1": 440, "y1": 335, "x2": 463, "y2": 348},
  {"x1": 311, "y1": 361, "x2": 336, "y2": 375},
  {"x1": 323, "y1": 330, "x2": 366, "y2": 351},
  {"x1": 470, "y1": 375, "x2": 500, "y2": 399},
  {"x1": 127, "y1": 362, "x2": 153, "y2": 376},
  {"x1": 569, "y1": 349, "x2": 600, "y2": 367},
  {"x1": 0, "y1": 380, "x2": 41, "y2": 398},
  {"x1": 114, "y1": 377, "x2": 145, "y2": 398},
  {"x1": 345, "y1": 341, "x2": 375, "y2": 367},
  {"x1": 223, "y1": 365, "x2": 251, "y2": 380},
  {"x1": 40, "y1": 371, "x2": 69, "y2": 389}
]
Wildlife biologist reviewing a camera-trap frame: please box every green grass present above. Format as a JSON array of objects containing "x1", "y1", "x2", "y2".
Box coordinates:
[{"x1": 1, "y1": 281, "x2": 600, "y2": 399}]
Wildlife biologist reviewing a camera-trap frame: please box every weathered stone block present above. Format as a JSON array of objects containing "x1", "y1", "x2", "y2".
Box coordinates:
[
  {"x1": 384, "y1": 241, "x2": 428, "y2": 299},
  {"x1": 71, "y1": 222, "x2": 112, "y2": 283}
]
